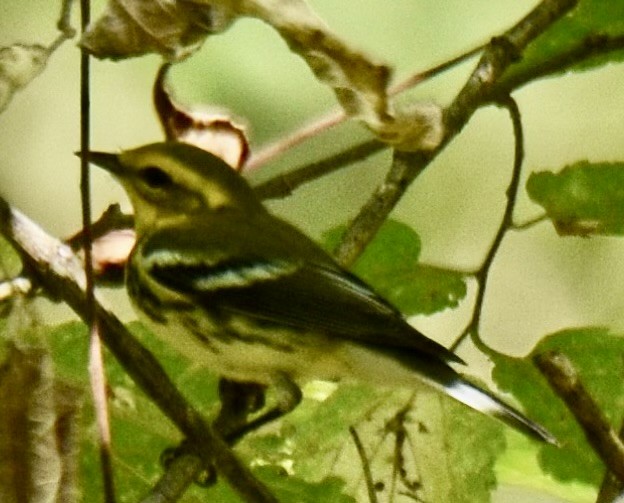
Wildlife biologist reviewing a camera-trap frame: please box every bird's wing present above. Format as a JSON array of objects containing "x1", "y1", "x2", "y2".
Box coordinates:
[{"x1": 141, "y1": 216, "x2": 462, "y2": 364}]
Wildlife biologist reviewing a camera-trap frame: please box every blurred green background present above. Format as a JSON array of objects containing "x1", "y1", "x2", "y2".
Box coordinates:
[{"x1": 2, "y1": 1, "x2": 624, "y2": 501}]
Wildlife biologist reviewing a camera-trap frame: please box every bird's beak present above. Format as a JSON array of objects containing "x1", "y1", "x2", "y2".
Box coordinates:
[{"x1": 75, "y1": 150, "x2": 125, "y2": 176}]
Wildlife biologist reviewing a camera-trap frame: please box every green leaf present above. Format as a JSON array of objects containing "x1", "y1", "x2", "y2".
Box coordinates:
[
  {"x1": 323, "y1": 220, "x2": 466, "y2": 315},
  {"x1": 254, "y1": 466, "x2": 354, "y2": 503},
  {"x1": 249, "y1": 384, "x2": 505, "y2": 502},
  {"x1": 501, "y1": 0, "x2": 624, "y2": 86},
  {"x1": 43, "y1": 321, "x2": 226, "y2": 502},
  {"x1": 0, "y1": 236, "x2": 21, "y2": 279},
  {"x1": 526, "y1": 160, "x2": 624, "y2": 236},
  {"x1": 492, "y1": 327, "x2": 624, "y2": 486},
  {"x1": 400, "y1": 389, "x2": 505, "y2": 503}
]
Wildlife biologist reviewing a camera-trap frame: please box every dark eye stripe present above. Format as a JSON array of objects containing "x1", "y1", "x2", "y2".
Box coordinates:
[{"x1": 139, "y1": 166, "x2": 173, "y2": 188}]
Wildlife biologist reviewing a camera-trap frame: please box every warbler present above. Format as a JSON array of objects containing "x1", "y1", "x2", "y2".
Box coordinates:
[{"x1": 85, "y1": 141, "x2": 554, "y2": 444}]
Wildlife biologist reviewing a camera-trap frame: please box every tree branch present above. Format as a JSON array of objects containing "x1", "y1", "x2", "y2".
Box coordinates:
[
  {"x1": 333, "y1": 0, "x2": 578, "y2": 267},
  {"x1": 496, "y1": 34, "x2": 624, "y2": 96},
  {"x1": 250, "y1": 10, "x2": 624, "y2": 209},
  {"x1": 247, "y1": 42, "x2": 484, "y2": 172},
  {"x1": 333, "y1": 148, "x2": 431, "y2": 266},
  {"x1": 0, "y1": 197, "x2": 278, "y2": 503},
  {"x1": 534, "y1": 351, "x2": 624, "y2": 483},
  {"x1": 254, "y1": 140, "x2": 386, "y2": 200},
  {"x1": 140, "y1": 453, "x2": 203, "y2": 503},
  {"x1": 597, "y1": 423, "x2": 624, "y2": 503}
]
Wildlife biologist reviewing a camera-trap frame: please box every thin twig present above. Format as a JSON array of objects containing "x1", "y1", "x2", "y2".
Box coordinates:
[
  {"x1": 57, "y1": 0, "x2": 77, "y2": 38},
  {"x1": 512, "y1": 214, "x2": 548, "y2": 231},
  {"x1": 89, "y1": 322, "x2": 116, "y2": 501},
  {"x1": 247, "y1": 42, "x2": 485, "y2": 171},
  {"x1": 254, "y1": 139, "x2": 386, "y2": 200},
  {"x1": 388, "y1": 42, "x2": 485, "y2": 96},
  {"x1": 0, "y1": 199, "x2": 278, "y2": 503},
  {"x1": 79, "y1": 0, "x2": 116, "y2": 500},
  {"x1": 79, "y1": 0, "x2": 94, "y2": 324},
  {"x1": 496, "y1": 34, "x2": 624, "y2": 96},
  {"x1": 450, "y1": 95, "x2": 525, "y2": 352},
  {"x1": 46, "y1": 0, "x2": 77, "y2": 55},
  {"x1": 253, "y1": 17, "x2": 624, "y2": 209},
  {"x1": 534, "y1": 351, "x2": 624, "y2": 483},
  {"x1": 349, "y1": 426, "x2": 379, "y2": 503},
  {"x1": 444, "y1": 0, "x2": 579, "y2": 132},
  {"x1": 247, "y1": 110, "x2": 345, "y2": 170},
  {"x1": 334, "y1": 0, "x2": 578, "y2": 267},
  {"x1": 333, "y1": 148, "x2": 430, "y2": 267}
]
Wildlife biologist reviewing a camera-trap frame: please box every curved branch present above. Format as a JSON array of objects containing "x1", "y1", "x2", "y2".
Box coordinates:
[
  {"x1": 535, "y1": 351, "x2": 624, "y2": 483},
  {"x1": 0, "y1": 197, "x2": 278, "y2": 503},
  {"x1": 334, "y1": 0, "x2": 578, "y2": 266},
  {"x1": 248, "y1": 42, "x2": 484, "y2": 172},
  {"x1": 451, "y1": 95, "x2": 524, "y2": 352}
]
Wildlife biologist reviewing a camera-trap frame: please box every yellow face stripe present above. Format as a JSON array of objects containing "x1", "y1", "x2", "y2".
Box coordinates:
[{"x1": 119, "y1": 145, "x2": 235, "y2": 210}]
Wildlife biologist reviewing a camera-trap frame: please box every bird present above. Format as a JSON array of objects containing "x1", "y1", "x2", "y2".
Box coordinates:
[{"x1": 84, "y1": 141, "x2": 555, "y2": 444}]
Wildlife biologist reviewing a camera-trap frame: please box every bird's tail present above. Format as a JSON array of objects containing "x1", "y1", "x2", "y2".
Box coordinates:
[
  {"x1": 379, "y1": 348, "x2": 557, "y2": 444},
  {"x1": 358, "y1": 345, "x2": 556, "y2": 444},
  {"x1": 443, "y1": 378, "x2": 557, "y2": 445}
]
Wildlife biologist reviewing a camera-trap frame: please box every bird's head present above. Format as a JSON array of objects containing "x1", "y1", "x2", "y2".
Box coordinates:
[{"x1": 82, "y1": 142, "x2": 263, "y2": 232}]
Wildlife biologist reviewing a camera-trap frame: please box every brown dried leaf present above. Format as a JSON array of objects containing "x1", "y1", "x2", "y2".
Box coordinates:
[
  {"x1": 89, "y1": 229, "x2": 136, "y2": 276},
  {"x1": 0, "y1": 344, "x2": 82, "y2": 503},
  {"x1": 238, "y1": 0, "x2": 444, "y2": 150},
  {"x1": 83, "y1": 0, "x2": 444, "y2": 151},
  {"x1": 81, "y1": 0, "x2": 235, "y2": 61},
  {"x1": 66, "y1": 205, "x2": 135, "y2": 283},
  {"x1": 154, "y1": 64, "x2": 249, "y2": 169},
  {"x1": 0, "y1": 44, "x2": 49, "y2": 113}
]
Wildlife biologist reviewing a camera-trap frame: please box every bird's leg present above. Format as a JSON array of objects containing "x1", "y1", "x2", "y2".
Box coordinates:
[
  {"x1": 222, "y1": 373, "x2": 302, "y2": 444},
  {"x1": 160, "y1": 379, "x2": 266, "y2": 487},
  {"x1": 213, "y1": 379, "x2": 267, "y2": 436},
  {"x1": 160, "y1": 375, "x2": 302, "y2": 486}
]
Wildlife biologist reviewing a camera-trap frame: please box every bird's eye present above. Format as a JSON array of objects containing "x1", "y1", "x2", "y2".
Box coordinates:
[{"x1": 139, "y1": 166, "x2": 173, "y2": 189}]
